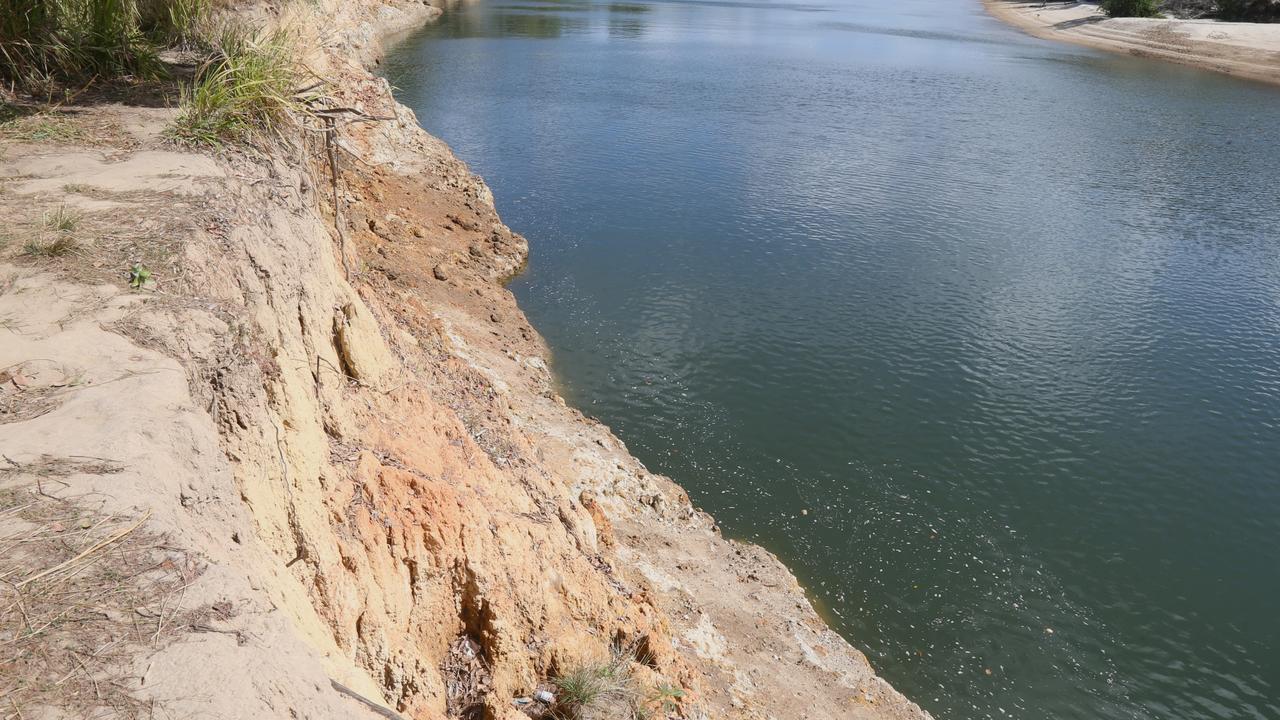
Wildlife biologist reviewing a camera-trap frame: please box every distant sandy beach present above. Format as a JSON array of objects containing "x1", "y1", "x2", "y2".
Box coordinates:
[{"x1": 983, "y1": 1, "x2": 1280, "y2": 86}]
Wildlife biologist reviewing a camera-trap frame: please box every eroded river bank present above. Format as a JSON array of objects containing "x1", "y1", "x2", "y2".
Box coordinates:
[{"x1": 385, "y1": 0, "x2": 1280, "y2": 717}]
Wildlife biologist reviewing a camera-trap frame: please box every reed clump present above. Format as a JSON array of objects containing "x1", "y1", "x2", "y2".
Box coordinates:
[
  {"x1": 0, "y1": 0, "x2": 217, "y2": 95},
  {"x1": 0, "y1": 0, "x2": 161, "y2": 92}
]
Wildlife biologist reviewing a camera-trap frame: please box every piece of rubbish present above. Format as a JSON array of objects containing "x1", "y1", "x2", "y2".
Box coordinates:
[
  {"x1": 534, "y1": 690, "x2": 555, "y2": 704},
  {"x1": 512, "y1": 697, "x2": 532, "y2": 706}
]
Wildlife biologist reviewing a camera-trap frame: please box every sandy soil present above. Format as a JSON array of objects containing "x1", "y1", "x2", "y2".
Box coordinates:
[
  {"x1": 0, "y1": 1, "x2": 933, "y2": 719},
  {"x1": 984, "y1": 1, "x2": 1280, "y2": 86}
]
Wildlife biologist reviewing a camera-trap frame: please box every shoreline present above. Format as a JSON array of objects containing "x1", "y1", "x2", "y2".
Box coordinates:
[
  {"x1": 360, "y1": 4, "x2": 935, "y2": 718},
  {"x1": 983, "y1": 0, "x2": 1280, "y2": 87}
]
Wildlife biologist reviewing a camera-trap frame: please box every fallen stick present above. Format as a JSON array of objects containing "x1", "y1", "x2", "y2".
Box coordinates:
[{"x1": 330, "y1": 680, "x2": 406, "y2": 720}]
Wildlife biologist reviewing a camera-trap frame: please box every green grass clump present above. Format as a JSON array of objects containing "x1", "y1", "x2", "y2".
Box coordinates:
[
  {"x1": 0, "y1": 0, "x2": 162, "y2": 93},
  {"x1": 169, "y1": 25, "x2": 301, "y2": 146}
]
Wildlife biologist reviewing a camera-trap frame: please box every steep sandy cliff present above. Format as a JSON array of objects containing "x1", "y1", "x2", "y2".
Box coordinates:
[{"x1": 0, "y1": 2, "x2": 931, "y2": 719}]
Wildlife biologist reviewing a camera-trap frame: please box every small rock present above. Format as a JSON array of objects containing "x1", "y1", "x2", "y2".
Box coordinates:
[{"x1": 433, "y1": 264, "x2": 449, "y2": 281}]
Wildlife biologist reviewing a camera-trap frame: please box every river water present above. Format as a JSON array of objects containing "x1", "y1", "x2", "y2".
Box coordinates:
[{"x1": 383, "y1": 2, "x2": 1280, "y2": 718}]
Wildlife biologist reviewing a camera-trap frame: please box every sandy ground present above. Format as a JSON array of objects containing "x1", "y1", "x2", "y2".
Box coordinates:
[{"x1": 984, "y1": 1, "x2": 1280, "y2": 86}]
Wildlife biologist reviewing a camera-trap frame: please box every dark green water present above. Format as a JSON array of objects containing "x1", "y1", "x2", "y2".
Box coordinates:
[{"x1": 383, "y1": 2, "x2": 1280, "y2": 718}]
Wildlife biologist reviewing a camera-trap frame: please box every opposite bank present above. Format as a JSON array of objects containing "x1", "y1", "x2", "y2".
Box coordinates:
[
  {"x1": 0, "y1": 1, "x2": 930, "y2": 718},
  {"x1": 984, "y1": 0, "x2": 1280, "y2": 86}
]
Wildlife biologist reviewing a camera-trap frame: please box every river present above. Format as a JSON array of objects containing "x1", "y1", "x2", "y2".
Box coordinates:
[{"x1": 383, "y1": 2, "x2": 1280, "y2": 717}]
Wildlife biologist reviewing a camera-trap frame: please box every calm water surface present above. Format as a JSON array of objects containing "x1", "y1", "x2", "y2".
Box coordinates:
[{"x1": 384, "y1": 2, "x2": 1280, "y2": 718}]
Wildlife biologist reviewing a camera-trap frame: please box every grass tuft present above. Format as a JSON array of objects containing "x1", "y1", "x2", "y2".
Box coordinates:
[
  {"x1": 24, "y1": 234, "x2": 80, "y2": 257},
  {"x1": 44, "y1": 204, "x2": 82, "y2": 232},
  {"x1": 552, "y1": 646, "x2": 658, "y2": 720},
  {"x1": 169, "y1": 23, "x2": 301, "y2": 146}
]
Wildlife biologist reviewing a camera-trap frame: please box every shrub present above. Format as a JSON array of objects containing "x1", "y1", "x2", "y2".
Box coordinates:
[
  {"x1": 0, "y1": 0, "x2": 161, "y2": 92},
  {"x1": 1158, "y1": 0, "x2": 1218, "y2": 17},
  {"x1": 1217, "y1": 0, "x2": 1280, "y2": 19},
  {"x1": 1101, "y1": 0, "x2": 1161, "y2": 16},
  {"x1": 169, "y1": 24, "x2": 300, "y2": 146}
]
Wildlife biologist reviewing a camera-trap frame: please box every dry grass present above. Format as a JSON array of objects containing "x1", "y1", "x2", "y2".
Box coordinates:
[
  {"x1": 5, "y1": 195, "x2": 203, "y2": 292},
  {"x1": 22, "y1": 234, "x2": 80, "y2": 258},
  {"x1": 443, "y1": 635, "x2": 492, "y2": 720},
  {"x1": 0, "y1": 110, "x2": 88, "y2": 143},
  {"x1": 0, "y1": 383, "x2": 65, "y2": 424},
  {"x1": 0, "y1": 456, "x2": 198, "y2": 719},
  {"x1": 0, "y1": 362, "x2": 76, "y2": 425},
  {"x1": 43, "y1": 204, "x2": 82, "y2": 233},
  {"x1": 0, "y1": 103, "x2": 138, "y2": 149},
  {"x1": 12, "y1": 204, "x2": 82, "y2": 259}
]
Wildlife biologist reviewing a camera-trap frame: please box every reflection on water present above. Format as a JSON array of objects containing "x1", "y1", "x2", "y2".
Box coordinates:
[
  {"x1": 384, "y1": 1, "x2": 1280, "y2": 718},
  {"x1": 436, "y1": 0, "x2": 651, "y2": 38}
]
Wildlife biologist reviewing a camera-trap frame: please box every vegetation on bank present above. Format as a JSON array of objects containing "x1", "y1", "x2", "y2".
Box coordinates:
[
  {"x1": 1214, "y1": 0, "x2": 1280, "y2": 19},
  {"x1": 170, "y1": 25, "x2": 302, "y2": 145},
  {"x1": 0, "y1": 0, "x2": 209, "y2": 93},
  {"x1": 1105, "y1": 0, "x2": 1280, "y2": 19},
  {"x1": 549, "y1": 646, "x2": 686, "y2": 720},
  {"x1": 1, "y1": 0, "x2": 304, "y2": 146},
  {"x1": 1101, "y1": 0, "x2": 1160, "y2": 17}
]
